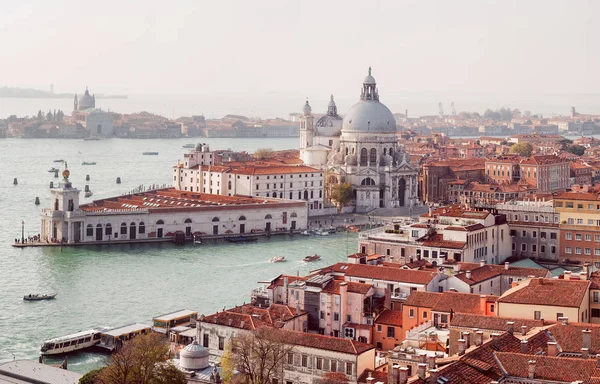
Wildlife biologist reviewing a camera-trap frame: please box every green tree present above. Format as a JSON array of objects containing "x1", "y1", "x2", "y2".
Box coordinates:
[
  {"x1": 79, "y1": 368, "x2": 104, "y2": 384},
  {"x1": 565, "y1": 144, "x2": 585, "y2": 156},
  {"x1": 254, "y1": 148, "x2": 274, "y2": 160},
  {"x1": 330, "y1": 183, "x2": 353, "y2": 207},
  {"x1": 508, "y1": 142, "x2": 533, "y2": 157},
  {"x1": 499, "y1": 107, "x2": 513, "y2": 121},
  {"x1": 46, "y1": 110, "x2": 53, "y2": 121},
  {"x1": 483, "y1": 109, "x2": 501, "y2": 120},
  {"x1": 95, "y1": 333, "x2": 186, "y2": 384},
  {"x1": 37, "y1": 110, "x2": 43, "y2": 120}
]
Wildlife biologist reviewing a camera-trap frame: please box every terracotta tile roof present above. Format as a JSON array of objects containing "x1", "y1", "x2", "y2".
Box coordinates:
[
  {"x1": 200, "y1": 304, "x2": 305, "y2": 330},
  {"x1": 321, "y1": 280, "x2": 373, "y2": 295},
  {"x1": 432, "y1": 292, "x2": 497, "y2": 314},
  {"x1": 498, "y1": 278, "x2": 590, "y2": 308},
  {"x1": 546, "y1": 322, "x2": 600, "y2": 355},
  {"x1": 267, "y1": 275, "x2": 307, "y2": 289},
  {"x1": 403, "y1": 291, "x2": 443, "y2": 308},
  {"x1": 375, "y1": 309, "x2": 403, "y2": 326},
  {"x1": 267, "y1": 328, "x2": 374, "y2": 355},
  {"x1": 454, "y1": 264, "x2": 549, "y2": 285},
  {"x1": 343, "y1": 264, "x2": 438, "y2": 285},
  {"x1": 495, "y1": 352, "x2": 600, "y2": 382},
  {"x1": 357, "y1": 369, "x2": 388, "y2": 384},
  {"x1": 449, "y1": 313, "x2": 546, "y2": 331},
  {"x1": 421, "y1": 204, "x2": 490, "y2": 219},
  {"x1": 421, "y1": 234, "x2": 466, "y2": 249},
  {"x1": 520, "y1": 155, "x2": 567, "y2": 165}
]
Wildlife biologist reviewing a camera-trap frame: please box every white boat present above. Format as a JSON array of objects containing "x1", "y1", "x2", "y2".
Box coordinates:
[
  {"x1": 182, "y1": 144, "x2": 196, "y2": 148},
  {"x1": 269, "y1": 256, "x2": 286, "y2": 263},
  {"x1": 40, "y1": 329, "x2": 103, "y2": 355},
  {"x1": 314, "y1": 229, "x2": 329, "y2": 236},
  {"x1": 300, "y1": 230, "x2": 311, "y2": 236}
]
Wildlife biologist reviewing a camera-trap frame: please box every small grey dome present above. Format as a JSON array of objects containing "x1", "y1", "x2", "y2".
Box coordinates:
[
  {"x1": 302, "y1": 100, "x2": 312, "y2": 115},
  {"x1": 180, "y1": 341, "x2": 210, "y2": 370},
  {"x1": 182, "y1": 341, "x2": 209, "y2": 357},
  {"x1": 363, "y1": 75, "x2": 376, "y2": 85}
]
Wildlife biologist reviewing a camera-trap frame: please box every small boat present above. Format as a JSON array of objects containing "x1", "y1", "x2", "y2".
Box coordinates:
[
  {"x1": 142, "y1": 152, "x2": 159, "y2": 155},
  {"x1": 300, "y1": 230, "x2": 312, "y2": 236},
  {"x1": 53, "y1": 159, "x2": 64, "y2": 163},
  {"x1": 303, "y1": 254, "x2": 321, "y2": 262},
  {"x1": 48, "y1": 167, "x2": 59, "y2": 173},
  {"x1": 40, "y1": 329, "x2": 104, "y2": 355},
  {"x1": 81, "y1": 161, "x2": 97, "y2": 166},
  {"x1": 314, "y1": 229, "x2": 329, "y2": 236},
  {"x1": 23, "y1": 293, "x2": 57, "y2": 301},
  {"x1": 327, "y1": 227, "x2": 337, "y2": 234},
  {"x1": 85, "y1": 191, "x2": 93, "y2": 198},
  {"x1": 84, "y1": 137, "x2": 100, "y2": 141},
  {"x1": 270, "y1": 256, "x2": 286, "y2": 263},
  {"x1": 182, "y1": 144, "x2": 196, "y2": 148},
  {"x1": 193, "y1": 234, "x2": 203, "y2": 244},
  {"x1": 226, "y1": 236, "x2": 258, "y2": 243}
]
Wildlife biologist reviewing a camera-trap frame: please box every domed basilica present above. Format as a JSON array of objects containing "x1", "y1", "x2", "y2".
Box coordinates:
[{"x1": 299, "y1": 68, "x2": 418, "y2": 212}]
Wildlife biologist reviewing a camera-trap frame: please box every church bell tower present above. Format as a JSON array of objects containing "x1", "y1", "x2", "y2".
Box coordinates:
[{"x1": 299, "y1": 99, "x2": 314, "y2": 150}]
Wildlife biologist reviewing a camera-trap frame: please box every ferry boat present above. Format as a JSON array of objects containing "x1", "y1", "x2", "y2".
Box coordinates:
[
  {"x1": 182, "y1": 144, "x2": 196, "y2": 148},
  {"x1": 303, "y1": 254, "x2": 321, "y2": 262},
  {"x1": 142, "y1": 152, "x2": 159, "y2": 155},
  {"x1": 40, "y1": 329, "x2": 103, "y2": 355},
  {"x1": 24, "y1": 293, "x2": 56, "y2": 301},
  {"x1": 97, "y1": 323, "x2": 152, "y2": 352},
  {"x1": 269, "y1": 256, "x2": 286, "y2": 263}
]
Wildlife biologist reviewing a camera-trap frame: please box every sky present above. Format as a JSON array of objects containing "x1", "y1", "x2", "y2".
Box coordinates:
[{"x1": 1, "y1": 0, "x2": 599, "y2": 117}]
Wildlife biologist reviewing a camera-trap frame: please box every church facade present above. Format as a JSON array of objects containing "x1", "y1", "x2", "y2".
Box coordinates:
[
  {"x1": 299, "y1": 69, "x2": 418, "y2": 212},
  {"x1": 72, "y1": 87, "x2": 114, "y2": 137}
]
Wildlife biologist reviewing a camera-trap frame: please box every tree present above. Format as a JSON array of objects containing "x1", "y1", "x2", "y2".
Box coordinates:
[
  {"x1": 79, "y1": 368, "x2": 104, "y2": 384},
  {"x1": 320, "y1": 372, "x2": 350, "y2": 384},
  {"x1": 483, "y1": 109, "x2": 501, "y2": 120},
  {"x1": 46, "y1": 110, "x2": 53, "y2": 121},
  {"x1": 508, "y1": 142, "x2": 533, "y2": 157},
  {"x1": 37, "y1": 110, "x2": 43, "y2": 120},
  {"x1": 254, "y1": 148, "x2": 274, "y2": 160},
  {"x1": 95, "y1": 332, "x2": 186, "y2": 384},
  {"x1": 565, "y1": 144, "x2": 585, "y2": 156},
  {"x1": 222, "y1": 327, "x2": 294, "y2": 384},
  {"x1": 329, "y1": 183, "x2": 353, "y2": 207}
]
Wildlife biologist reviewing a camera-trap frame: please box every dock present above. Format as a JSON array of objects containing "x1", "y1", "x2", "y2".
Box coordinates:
[{"x1": 96, "y1": 323, "x2": 152, "y2": 352}]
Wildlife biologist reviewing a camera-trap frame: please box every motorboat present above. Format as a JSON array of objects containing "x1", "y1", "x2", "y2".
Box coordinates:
[
  {"x1": 81, "y1": 161, "x2": 96, "y2": 166},
  {"x1": 193, "y1": 234, "x2": 203, "y2": 244},
  {"x1": 23, "y1": 293, "x2": 56, "y2": 301},
  {"x1": 48, "y1": 167, "x2": 59, "y2": 173},
  {"x1": 269, "y1": 256, "x2": 286, "y2": 263},
  {"x1": 327, "y1": 227, "x2": 337, "y2": 234},
  {"x1": 84, "y1": 137, "x2": 100, "y2": 141},
  {"x1": 40, "y1": 329, "x2": 103, "y2": 355},
  {"x1": 300, "y1": 230, "x2": 312, "y2": 236},
  {"x1": 142, "y1": 152, "x2": 159, "y2": 155},
  {"x1": 303, "y1": 254, "x2": 321, "y2": 262},
  {"x1": 226, "y1": 236, "x2": 258, "y2": 243},
  {"x1": 314, "y1": 229, "x2": 329, "y2": 236},
  {"x1": 53, "y1": 159, "x2": 64, "y2": 163},
  {"x1": 182, "y1": 144, "x2": 196, "y2": 148},
  {"x1": 84, "y1": 191, "x2": 93, "y2": 198}
]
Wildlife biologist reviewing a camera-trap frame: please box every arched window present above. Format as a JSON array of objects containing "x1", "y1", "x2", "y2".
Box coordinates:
[
  {"x1": 139, "y1": 222, "x2": 145, "y2": 234},
  {"x1": 105, "y1": 223, "x2": 112, "y2": 236},
  {"x1": 289, "y1": 192, "x2": 293, "y2": 199},
  {"x1": 266, "y1": 193, "x2": 270, "y2": 197},
  {"x1": 273, "y1": 191, "x2": 277, "y2": 197},
  {"x1": 212, "y1": 217, "x2": 220, "y2": 222},
  {"x1": 360, "y1": 148, "x2": 368, "y2": 165},
  {"x1": 96, "y1": 224, "x2": 102, "y2": 229},
  {"x1": 120, "y1": 222, "x2": 127, "y2": 235},
  {"x1": 184, "y1": 218, "x2": 192, "y2": 223},
  {"x1": 228, "y1": 181, "x2": 232, "y2": 189},
  {"x1": 291, "y1": 213, "x2": 298, "y2": 218},
  {"x1": 265, "y1": 214, "x2": 272, "y2": 219},
  {"x1": 156, "y1": 220, "x2": 164, "y2": 225},
  {"x1": 361, "y1": 177, "x2": 376, "y2": 186},
  {"x1": 279, "y1": 192, "x2": 283, "y2": 198},
  {"x1": 369, "y1": 148, "x2": 377, "y2": 163},
  {"x1": 54, "y1": 199, "x2": 59, "y2": 210},
  {"x1": 86, "y1": 224, "x2": 93, "y2": 236},
  {"x1": 383, "y1": 148, "x2": 387, "y2": 156},
  {"x1": 239, "y1": 216, "x2": 246, "y2": 221},
  {"x1": 389, "y1": 148, "x2": 393, "y2": 156},
  {"x1": 303, "y1": 190, "x2": 309, "y2": 200}
]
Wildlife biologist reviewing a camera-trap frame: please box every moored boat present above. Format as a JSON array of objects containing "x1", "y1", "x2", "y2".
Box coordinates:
[
  {"x1": 40, "y1": 329, "x2": 103, "y2": 355},
  {"x1": 226, "y1": 236, "x2": 258, "y2": 243},
  {"x1": 53, "y1": 159, "x2": 64, "y2": 163},
  {"x1": 314, "y1": 229, "x2": 329, "y2": 236},
  {"x1": 182, "y1": 144, "x2": 196, "y2": 148},
  {"x1": 81, "y1": 161, "x2": 97, "y2": 166},
  {"x1": 269, "y1": 256, "x2": 286, "y2": 263},
  {"x1": 303, "y1": 254, "x2": 321, "y2": 262},
  {"x1": 83, "y1": 137, "x2": 100, "y2": 141},
  {"x1": 142, "y1": 152, "x2": 159, "y2": 155},
  {"x1": 84, "y1": 191, "x2": 93, "y2": 198},
  {"x1": 48, "y1": 167, "x2": 59, "y2": 173},
  {"x1": 23, "y1": 293, "x2": 56, "y2": 301},
  {"x1": 300, "y1": 230, "x2": 312, "y2": 236}
]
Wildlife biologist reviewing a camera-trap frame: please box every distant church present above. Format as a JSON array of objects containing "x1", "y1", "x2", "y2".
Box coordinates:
[
  {"x1": 72, "y1": 87, "x2": 114, "y2": 137},
  {"x1": 299, "y1": 69, "x2": 418, "y2": 212}
]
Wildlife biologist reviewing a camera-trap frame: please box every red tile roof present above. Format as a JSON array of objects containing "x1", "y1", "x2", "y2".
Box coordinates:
[
  {"x1": 200, "y1": 303, "x2": 305, "y2": 330},
  {"x1": 357, "y1": 369, "x2": 388, "y2": 384},
  {"x1": 454, "y1": 264, "x2": 549, "y2": 285},
  {"x1": 267, "y1": 328, "x2": 374, "y2": 355},
  {"x1": 449, "y1": 313, "x2": 547, "y2": 331},
  {"x1": 375, "y1": 309, "x2": 403, "y2": 326},
  {"x1": 421, "y1": 234, "x2": 466, "y2": 249},
  {"x1": 343, "y1": 264, "x2": 438, "y2": 285},
  {"x1": 495, "y1": 352, "x2": 600, "y2": 382},
  {"x1": 498, "y1": 278, "x2": 590, "y2": 308},
  {"x1": 546, "y1": 322, "x2": 600, "y2": 355},
  {"x1": 432, "y1": 292, "x2": 497, "y2": 314},
  {"x1": 403, "y1": 291, "x2": 443, "y2": 308}
]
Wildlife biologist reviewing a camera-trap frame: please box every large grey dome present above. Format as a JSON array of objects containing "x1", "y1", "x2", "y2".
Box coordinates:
[
  {"x1": 342, "y1": 101, "x2": 397, "y2": 133},
  {"x1": 78, "y1": 88, "x2": 95, "y2": 110}
]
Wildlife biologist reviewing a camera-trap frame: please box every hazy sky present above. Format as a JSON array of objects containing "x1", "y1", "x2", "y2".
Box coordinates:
[{"x1": 1, "y1": 0, "x2": 599, "y2": 116}]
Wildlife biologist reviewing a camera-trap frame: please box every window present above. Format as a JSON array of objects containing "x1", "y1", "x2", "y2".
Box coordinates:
[
  {"x1": 586, "y1": 248, "x2": 592, "y2": 255},
  {"x1": 120, "y1": 223, "x2": 127, "y2": 235},
  {"x1": 139, "y1": 222, "x2": 145, "y2": 234},
  {"x1": 566, "y1": 247, "x2": 572, "y2": 254},
  {"x1": 566, "y1": 202, "x2": 574, "y2": 208},
  {"x1": 532, "y1": 245, "x2": 537, "y2": 253},
  {"x1": 578, "y1": 219, "x2": 584, "y2": 225},
  {"x1": 320, "y1": 311, "x2": 325, "y2": 319},
  {"x1": 540, "y1": 231, "x2": 546, "y2": 238},
  {"x1": 490, "y1": 304, "x2": 495, "y2": 312},
  {"x1": 556, "y1": 313, "x2": 564, "y2": 320},
  {"x1": 521, "y1": 244, "x2": 527, "y2": 251},
  {"x1": 344, "y1": 328, "x2": 355, "y2": 338},
  {"x1": 376, "y1": 324, "x2": 382, "y2": 332},
  {"x1": 301, "y1": 355, "x2": 307, "y2": 367},
  {"x1": 555, "y1": 202, "x2": 563, "y2": 207},
  {"x1": 541, "y1": 245, "x2": 545, "y2": 253},
  {"x1": 594, "y1": 292, "x2": 599, "y2": 303},
  {"x1": 551, "y1": 232, "x2": 557, "y2": 240},
  {"x1": 596, "y1": 235, "x2": 600, "y2": 242},
  {"x1": 576, "y1": 247, "x2": 582, "y2": 254},
  {"x1": 534, "y1": 311, "x2": 541, "y2": 320},
  {"x1": 409, "y1": 308, "x2": 415, "y2": 318},
  {"x1": 568, "y1": 218, "x2": 575, "y2": 225},
  {"x1": 387, "y1": 326, "x2": 395, "y2": 338},
  {"x1": 203, "y1": 333, "x2": 209, "y2": 347},
  {"x1": 346, "y1": 362, "x2": 353, "y2": 376},
  {"x1": 551, "y1": 246, "x2": 556, "y2": 254},
  {"x1": 578, "y1": 204, "x2": 584, "y2": 209},
  {"x1": 589, "y1": 219, "x2": 595, "y2": 225},
  {"x1": 376, "y1": 342, "x2": 383, "y2": 349},
  {"x1": 532, "y1": 231, "x2": 537, "y2": 238},
  {"x1": 593, "y1": 309, "x2": 600, "y2": 318},
  {"x1": 86, "y1": 224, "x2": 93, "y2": 236},
  {"x1": 333, "y1": 312, "x2": 339, "y2": 321},
  {"x1": 346, "y1": 314, "x2": 352, "y2": 322},
  {"x1": 512, "y1": 243, "x2": 516, "y2": 251},
  {"x1": 331, "y1": 361, "x2": 337, "y2": 372},
  {"x1": 522, "y1": 230, "x2": 527, "y2": 237},
  {"x1": 218, "y1": 336, "x2": 224, "y2": 350},
  {"x1": 566, "y1": 233, "x2": 573, "y2": 240},
  {"x1": 287, "y1": 353, "x2": 293, "y2": 365},
  {"x1": 586, "y1": 234, "x2": 592, "y2": 241},
  {"x1": 316, "y1": 358, "x2": 323, "y2": 370},
  {"x1": 596, "y1": 249, "x2": 600, "y2": 256},
  {"x1": 576, "y1": 234, "x2": 582, "y2": 240}
]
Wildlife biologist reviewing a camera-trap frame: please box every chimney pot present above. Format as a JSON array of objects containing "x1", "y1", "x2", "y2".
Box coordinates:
[
  {"x1": 521, "y1": 325, "x2": 528, "y2": 335},
  {"x1": 428, "y1": 369, "x2": 439, "y2": 384},
  {"x1": 463, "y1": 332, "x2": 471, "y2": 348},
  {"x1": 427, "y1": 355, "x2": 436, "y2": 369},
  {"x1": 582, "y1": 347, "x2": 590, "y2": 359},
  {"x1": 479, "y1": 260, "x2": 485, "y2": 267},
  {"x1": 583, "y1": 329, "x2": 592, "y2": 349},
  {"x1": 418, "y1": 363, "x2": 427, "y2": 380},
  {"x1": 457, "y1": 339, "x2": 466, "y2": 355},
  {"x1": 528, "y1": 360, "x2": 536, "y2": 379},
  {"x1": 399, "y1": 367, "x2": 409, "y2": 384},
  {"x1": 504, "y1": 262, "x2": 509, "y2": 270},
  {"x1": 491, "y1": 333, "x2": 501, "y2": 349},
  {"x1": 547, "y1": 341, "x2": 557, "y2": 356},
  {"x1": 564, "y1": 271, "x2": 571, "y2": 281},
  {"x1": 475, "y1": 330, "x2": 484, "y2": 346},
  {"x1": 507, "y1": 321, "x2": 515, "y2": 335},
  {"x1": 466, "y1": 270, "x2": 472, "y2": 279},
  {"x1": 419, "y1": 353, "x2": 427, "y2": 364},
  {"x1": 521, "y1": 340, "x2": 528, "y2": 354},
  {"x1": 559, "y1": 317, "x2": 569, "y2": 326}
]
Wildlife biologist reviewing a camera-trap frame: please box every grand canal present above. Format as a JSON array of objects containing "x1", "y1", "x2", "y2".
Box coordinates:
[{"x1": 0, "y1": 137, "x2": 356, "y2": 373}]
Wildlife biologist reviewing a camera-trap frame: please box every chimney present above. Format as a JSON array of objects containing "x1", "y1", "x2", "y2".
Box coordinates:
[
  {"x1": 463, "y1": 332, "x2": 471, "y2": 348},
  {"x1": 457, "y1": 339, "x2": 466, "y2": 355},
  {"x1": 428, "y1": 369, "x2": 439, "y2": 384},
  {"x1": 418, "y1": 363, "x2": 427, "y2": 380},
  {"x1": 427, "y1": 355, "x2": 436, "y2": 370},
  {"x1": 453, "y1": 264, "x2": 460, "y2": 273},
  {"x1": 504, "y1": 262, "x2": 509, "y2": 270},
  {"x1": 391, "y1": 365, "x2": 399, "y2": 384},
  {"x1": 491, "y1": 333, "x2": 501, "y2": 349},
  {"x1": 564, "y1": 271, "x2": 571, "y2": 281},
  {"x1": 507, "y1": 321, "x2": 515, "y2": 335},
  {"x1": 547, "y1": 341, "x2": 557, "y2": 356},
  {"x1": 240, "y1": 321, "x2": 245, "y2": 328},
  {"x1": 559, "y1": 317, "x2": 569, "y2": 326},
  {"x1": 466, "y1": 270, "x2": 472, "y2": 279},
  {"x1": 580, "y1": 272, "x2": 588, "y2": 281},
  {"x1": 399, "y1": 367, "x2": 409, "y2": 384},
  {"x1": 419, "y1": 353, "x2": 427, "y2": 364},
  {"x1": 583, "y1": 329, "x2": 592, "y2": 349},
  {"x1": 479, "y1": 260, "x2": 486, "y2": 267},
  {"x1": 228, "y1": 318, "x2": 233, "y2": 326},
  {"x1": 582, "y1": 348, "x2": 589, "y2": 359},
  {"x1": 282, "y1": 314, "x2": 286, "y2": 321},
  {"x1": 583, "y1": 263, "x2": 590, "y2": 279},
  {"x1": 480, "y1": 295, "x2": 488, "y2": 314},
  {"x1": 475, "y1": 330, "x2": 484, "y2": 346},
  {"x1": 521, "y1": 340, "x2": 528, "y2": 354},
  {"x1": 521, "y1": 325, "x2": 528, "y2": 336},
  {"x1": 528, "y1": 360, "x2": 536, "y2": 379}
]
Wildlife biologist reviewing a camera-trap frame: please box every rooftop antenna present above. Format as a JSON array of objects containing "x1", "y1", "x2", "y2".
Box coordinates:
[
  {"x1": 438, "y1": 102, "x2": 444, "y2": 118},
  {"x1": 451, "y1": 102, "x2": 456, "y2": 115},
  {"x1": 50, "y1": 84, "x2": 54, "y2": 94}
]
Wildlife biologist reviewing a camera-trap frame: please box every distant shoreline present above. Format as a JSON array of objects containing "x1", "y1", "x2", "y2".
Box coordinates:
[{"x1": 0, "y1": 86, "x2": 127, "y2": 99}]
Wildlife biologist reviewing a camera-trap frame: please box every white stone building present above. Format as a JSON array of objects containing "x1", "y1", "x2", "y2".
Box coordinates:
[
  {"x1": 72, "y1": 87, "x2": 114, "y2": 137},
  {"x1": 299, "y1": 68, "x2": 418, "y2": 213}
]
